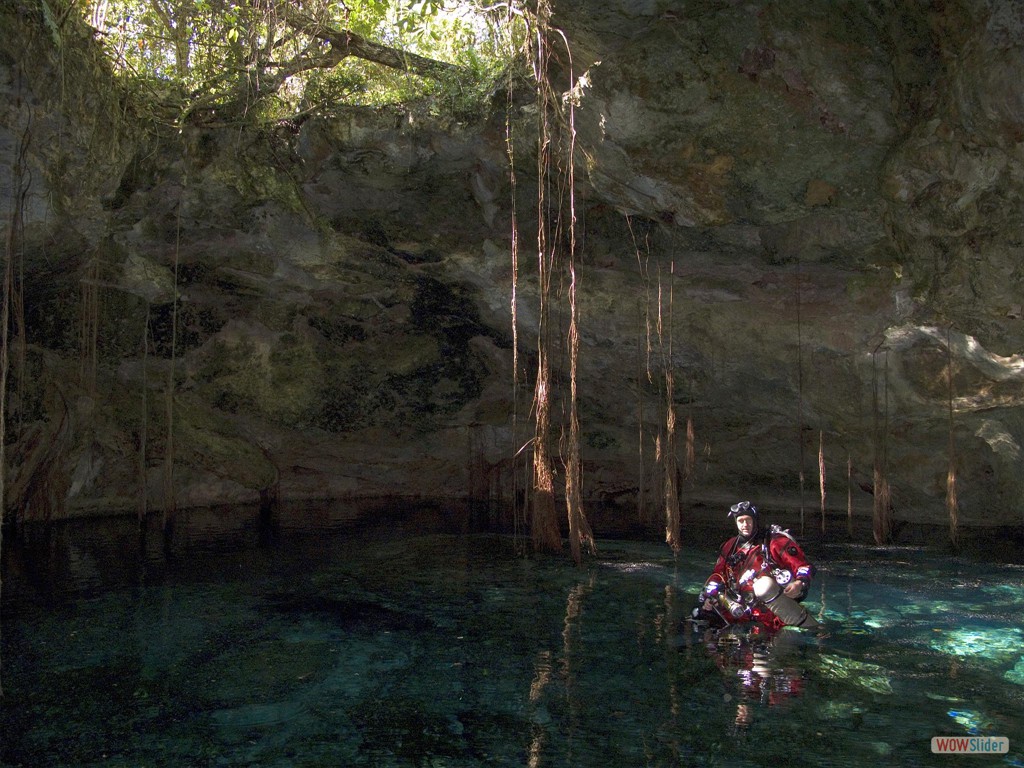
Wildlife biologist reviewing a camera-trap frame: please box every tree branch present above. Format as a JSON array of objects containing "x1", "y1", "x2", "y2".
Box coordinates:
[
  {"x1": 175, "y1": 9, "x2": 470, "y2": 125},
  {"x1": 282, "y1": 9, "x2": 468, "y2": 81}
]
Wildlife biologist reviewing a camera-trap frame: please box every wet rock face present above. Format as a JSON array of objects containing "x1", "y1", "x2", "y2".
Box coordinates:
[
  {"x1": 3, "y1": 1, "x2": 1024, "y2": 529},
  {"x1": 524, "y1": 0, "x2": 1024, "y2": 527}
]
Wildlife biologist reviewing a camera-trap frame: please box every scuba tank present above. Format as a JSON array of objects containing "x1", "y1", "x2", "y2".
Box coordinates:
[
  {"x1": 700, "y1": 582, "x2": 748, "y2": 621},
  {"x1": 715, "y1": 590, "x2": 747, "y2": 620},
  {"x1": 752, "y1": 575, "x2": 819, "y2": 628}
]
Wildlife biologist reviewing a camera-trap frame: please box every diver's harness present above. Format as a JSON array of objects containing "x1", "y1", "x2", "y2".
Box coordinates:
[{"x1": 723, "y1": 524, "x2": 797, "y2": 597}]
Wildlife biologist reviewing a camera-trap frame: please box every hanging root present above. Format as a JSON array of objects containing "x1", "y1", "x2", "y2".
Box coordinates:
[
  {"x1": 524, "y1": 0, "x2": 597, "y2": 561},
  {"x1": 945, "y1": 326, "x2": 959, "y2": 548},
  {"x1": 818, "y1": 431, "x2": 826, "y2": 534},
  {"x1": 946, "y1": 466, "x2": 958, "y2": 547},
  {"x1": 872, "y1": 469, "x2": 892, "y2": 545}
]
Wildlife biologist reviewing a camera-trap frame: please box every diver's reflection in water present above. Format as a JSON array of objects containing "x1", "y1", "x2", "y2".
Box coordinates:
[{"x1": 700, "y1": 626, "x2": 806, "y2": 729}]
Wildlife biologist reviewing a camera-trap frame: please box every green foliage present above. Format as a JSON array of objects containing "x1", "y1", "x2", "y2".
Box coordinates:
[
  {"x1": 81, "y1": 0, "x2": 527, "y2": 123},
  {"x1": 40, "y1": 0, "x2": 63, "y2": 46}
]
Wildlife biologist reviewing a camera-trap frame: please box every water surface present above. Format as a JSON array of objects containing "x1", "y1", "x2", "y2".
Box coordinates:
[{"x1": 2, "y1": 504, "x2": 1022, "y2": 767}]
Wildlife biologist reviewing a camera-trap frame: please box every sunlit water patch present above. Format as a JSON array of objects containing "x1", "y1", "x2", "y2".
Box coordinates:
[
  {"x1": 2, "y1": 508, "x2": 1023, "y2": 767},
  {"x1": 932, "y1": 627, "x2": 1023, "y2": 660}
]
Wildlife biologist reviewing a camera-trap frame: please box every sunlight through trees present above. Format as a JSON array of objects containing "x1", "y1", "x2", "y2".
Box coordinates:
[{"x1": 80, "y1": 0, "x2": 525, "y2": 124}]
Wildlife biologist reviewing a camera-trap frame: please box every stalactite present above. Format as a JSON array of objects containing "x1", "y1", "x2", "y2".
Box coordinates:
[{"x1": 946, "y1": 327, "x2": 959, "y2": 548}]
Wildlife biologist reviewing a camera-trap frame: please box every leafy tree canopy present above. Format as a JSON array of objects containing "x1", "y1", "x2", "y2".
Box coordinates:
[{"x1": 81, "y1": 0, "x2": 527, "y2": 125}]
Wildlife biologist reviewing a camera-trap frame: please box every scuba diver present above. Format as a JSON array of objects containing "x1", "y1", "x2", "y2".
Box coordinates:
[{"x1": 692, "y1": 501, "x2": 819, "y2": 631}]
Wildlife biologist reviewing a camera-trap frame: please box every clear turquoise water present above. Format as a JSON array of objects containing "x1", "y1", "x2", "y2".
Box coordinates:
[{"x1": 2, "y1": 504, "x2": 1022, "y2": 767}]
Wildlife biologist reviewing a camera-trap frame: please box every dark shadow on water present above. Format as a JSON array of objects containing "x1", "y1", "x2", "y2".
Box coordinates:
[{"x1": 3, "y1": 498, "x2": 1022, "y2": 612}]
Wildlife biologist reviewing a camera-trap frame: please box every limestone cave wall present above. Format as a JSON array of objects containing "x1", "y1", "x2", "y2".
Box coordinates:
[{"x1": 2, "y1": 0, "x2": 1024, "y2": 531}]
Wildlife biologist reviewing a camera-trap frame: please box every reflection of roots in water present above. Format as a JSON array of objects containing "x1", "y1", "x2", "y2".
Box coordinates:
[
  {"x1": 527, "y1": 579, "x2": 593, "y2": 768},
  {"x1": 528, "y1": 650, "x2": 553, "y2": 768},
  {"x1": 529, "y1": 650, "x2": 553, "y2": 704}
]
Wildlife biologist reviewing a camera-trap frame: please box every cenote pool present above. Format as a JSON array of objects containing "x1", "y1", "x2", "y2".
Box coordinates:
[{"x1": 1, "y1": 503, "x2": 1022, "y2": 767}]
